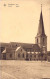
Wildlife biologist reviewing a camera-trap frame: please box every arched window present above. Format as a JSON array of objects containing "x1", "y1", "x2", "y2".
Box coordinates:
[
  {"x1": 18, "y1": 53, "x2": 20, "y2": 58},
  {"x1": 43, "y1": 38, "x2": 44, "y2": 43},
  {"x1": 22, "y1": 53, "x2": 24, "y2": 58},
  {"x1": 30, "y1": 54, "x2": 32, "y2": 57},
  {"x1": 16, "y1": 44, "x2": 17, "y2": 46},
  {"x1": 10, "y1": 54, "x2": 12, "y2": 58},
  {"x1": 34, "y1": 54, "x2": 36, "y2": 58},
  {"x1": 26, "y1": 53, "x2": 28, "y2": 58},
  {"x1": 21, "y1": 49, "x2": 22, "y2": 51},
  {"x1": 37, "y1": 38, "x2": 38, "y2": 43}
]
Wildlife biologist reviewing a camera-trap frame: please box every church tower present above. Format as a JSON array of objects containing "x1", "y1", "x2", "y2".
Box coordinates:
[{"x1": 35, "y1": 5, "x2": 47, "y2": 53}]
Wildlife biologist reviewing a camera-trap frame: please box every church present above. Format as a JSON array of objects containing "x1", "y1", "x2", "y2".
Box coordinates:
[{"x1": 0, "y1": 6, "x2": 48, "y2": 60}]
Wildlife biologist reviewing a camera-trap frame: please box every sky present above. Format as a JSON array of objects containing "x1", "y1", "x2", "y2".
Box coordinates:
[{"x1": 0, "y1": 0, "x2": 50, "y2": 51}]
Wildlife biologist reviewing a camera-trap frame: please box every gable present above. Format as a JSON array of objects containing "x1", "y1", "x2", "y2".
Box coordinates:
[{"x1": 15, "y1": 46, "x2": 26, "y2": 53}]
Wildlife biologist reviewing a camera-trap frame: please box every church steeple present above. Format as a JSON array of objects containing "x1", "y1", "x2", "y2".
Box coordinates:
[
  {"x1": 37, "y1": 4, "x2": 45, "y2": 36},
  {"x1": 35, "y1": 5, "x2": 47, "y2": 53}
]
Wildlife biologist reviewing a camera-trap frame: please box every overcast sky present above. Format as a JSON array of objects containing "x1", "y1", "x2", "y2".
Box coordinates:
[{"x1": 0, "y1": 0, "x2": 50, "y2": 51}]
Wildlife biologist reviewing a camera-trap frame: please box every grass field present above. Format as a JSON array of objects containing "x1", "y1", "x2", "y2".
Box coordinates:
[{"x1": 0, "y1": 60, "x2": 50, "y2": 79}]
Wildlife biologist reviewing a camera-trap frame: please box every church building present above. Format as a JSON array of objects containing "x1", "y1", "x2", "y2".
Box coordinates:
[{"x1": 1, "y1": 5, "x2": 47, "y2": 60}]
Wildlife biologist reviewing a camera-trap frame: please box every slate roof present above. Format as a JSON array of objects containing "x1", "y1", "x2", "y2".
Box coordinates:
[
  {"x1": 1, "y1": 42, "x2": 41, "y2": 54},
  {"x1": 37, "y1": 10, "x2": 46, "y2": 37},
  {"x1": 2, "y1": 47, "x2": 15, "y2": 53},
  {"x1": 10, "y1": 42, "x2": 41, "y2": 52},
  {"x1": 23, "y1": 44, "x2": 41, "y2": 52},
  {"x1": 0, "y1": 42, "x2": 10, "y2": 47}
]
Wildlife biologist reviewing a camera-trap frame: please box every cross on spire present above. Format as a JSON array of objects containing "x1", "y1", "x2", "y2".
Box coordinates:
[{"x1": 41, "y1": 4, "x2": 42, "y2": 11}]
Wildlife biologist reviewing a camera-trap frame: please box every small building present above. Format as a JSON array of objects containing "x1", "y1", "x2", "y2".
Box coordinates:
[{"x1": 47, "y1": 51, "x2": 50, "y2": 62}]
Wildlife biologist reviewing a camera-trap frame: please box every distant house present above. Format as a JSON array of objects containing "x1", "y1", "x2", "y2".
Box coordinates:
[{"x1": 47, "y1": 51, "x2": 50, "y2": 61}]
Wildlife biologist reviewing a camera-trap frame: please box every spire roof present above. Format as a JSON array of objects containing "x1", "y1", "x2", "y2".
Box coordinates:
[{"x1": 37, "y1": 5, "x2": 45, "y2": 36}]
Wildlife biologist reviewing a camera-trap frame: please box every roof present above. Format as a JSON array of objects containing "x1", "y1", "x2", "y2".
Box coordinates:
[
  {"x1": 16, "y1": 46, "x2": 21, "y2": 51},
  {"x1": 47, "y1": 51, "x2": 50, "y2": 53},
  {"x1": 2, "y1": 48, "x2": 6, "y2": 54},
  {"x1": 23, "y1": 44, "x2": 41, "y2": 52},
  {"x1": 10, "y1": 42, "x2": 41, "y2": 52},
  {"x1": 37, "y1": 10, "x2": 46, "y2": 36},
  {"x1": 0, "y1": 42, "x2": 10, "y2": 47},
  {"x1": 2, "y1": 47, "x2": 15, "y2": 53},
  {"x1": 1, "y1": 42, "x2": 41, "y2": 53}
]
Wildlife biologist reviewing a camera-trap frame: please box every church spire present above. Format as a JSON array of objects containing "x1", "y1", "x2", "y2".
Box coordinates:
[
  {"x1": 35, "y1": 5, "x2": 47, "y2": 53},
  {"x1": 37, "y1": 4, "x2": 45, "y2": 36},
  {"x1": 41, "y1": 4, "x2": 42, "y2": 11}
]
